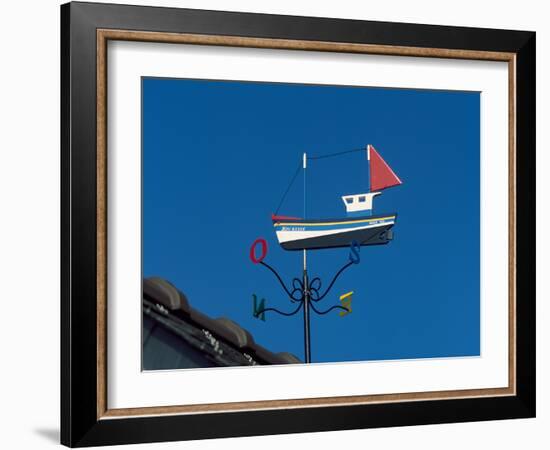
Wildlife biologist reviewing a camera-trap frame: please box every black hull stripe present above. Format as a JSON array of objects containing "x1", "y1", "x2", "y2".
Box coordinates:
[{"x1": 280, "y1": 224, "x2": 395, "y2": 251}]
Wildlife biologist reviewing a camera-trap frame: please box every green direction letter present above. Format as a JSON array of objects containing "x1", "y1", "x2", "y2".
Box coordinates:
[{"x1": 252, "y1": 294, "x2": 266, "y2": 321}]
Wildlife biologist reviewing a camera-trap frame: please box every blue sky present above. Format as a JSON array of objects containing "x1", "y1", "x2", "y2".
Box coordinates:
[{"x1": 142, "y1": 77, "x2": 480, "y2": 364}]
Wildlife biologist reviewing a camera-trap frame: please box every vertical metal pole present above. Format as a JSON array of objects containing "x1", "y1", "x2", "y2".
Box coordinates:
[
  {"x1": 302, "y1": 152, "x2": 311, "y2": 363},
  {"x1": 303, "y1": 250, "x2": 311, "y2": 363}
]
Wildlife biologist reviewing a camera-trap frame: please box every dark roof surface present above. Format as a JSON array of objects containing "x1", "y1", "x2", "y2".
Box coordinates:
[{"x1": 143, "y1": 277, "x2": 301, "y2": 369}]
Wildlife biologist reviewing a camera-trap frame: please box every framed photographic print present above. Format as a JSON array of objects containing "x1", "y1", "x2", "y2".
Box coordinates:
[{"x1": 60, "y1": 1, "x2": 535, "y2": 447}]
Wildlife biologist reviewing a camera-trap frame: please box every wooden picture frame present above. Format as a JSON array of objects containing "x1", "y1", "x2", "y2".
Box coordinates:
[{"x1": 61, "y1": 1, "x2": 535, "y2": 446}]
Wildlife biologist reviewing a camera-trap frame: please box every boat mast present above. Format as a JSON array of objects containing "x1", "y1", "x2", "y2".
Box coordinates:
[
  {"x1": 303, "y1": 152, "x2": 307, "y2": 270},
  {"x1": 302, "y1": 152, "x2": 311, "y2": 363},
  {"x1": 366, "y1": 144, "x2": 371, "y2": 193}
]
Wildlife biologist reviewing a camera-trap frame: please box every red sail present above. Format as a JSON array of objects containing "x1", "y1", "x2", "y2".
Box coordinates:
[{"x1": 369, "y1": 145, "x2": 402, "y2": 191}]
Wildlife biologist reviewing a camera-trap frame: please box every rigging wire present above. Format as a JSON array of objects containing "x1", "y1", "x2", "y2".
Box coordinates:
[
  {"x1": 274, "y1": 147, "x2": 366, "y2": 214},
  {"x1": 274, "y1": 160, "x2": 302, "y2": 215},
  {"x1": 308, "y1": 147, "x2": 365, "y2": 160}
]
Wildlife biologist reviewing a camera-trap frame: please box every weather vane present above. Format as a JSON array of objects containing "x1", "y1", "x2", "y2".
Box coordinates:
[{"x1": 250, "y1": 144, "x2": 402, "y2": 363}]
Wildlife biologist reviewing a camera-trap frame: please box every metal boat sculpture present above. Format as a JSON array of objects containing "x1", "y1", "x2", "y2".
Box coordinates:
[{"x1": 273, "y1": 145, "x2": 402, "y2": 251}]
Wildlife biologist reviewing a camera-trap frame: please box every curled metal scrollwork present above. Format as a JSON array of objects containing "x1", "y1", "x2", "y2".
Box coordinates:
[
  {"x1": 252, "y1": 241, "x2": 361, "y2": 319},
  {"x1": 254, "y1": 301, "x2": 304, "y2": 318},
  {"x1": 308, "y1": 277, "x2": 322, "y2": 301},
  {"x1": 290, "y1": 278, "x2": 304, "y2": 302},
  {"x1": 309, "y1": 302, "x2": 350, "y2": 315}
]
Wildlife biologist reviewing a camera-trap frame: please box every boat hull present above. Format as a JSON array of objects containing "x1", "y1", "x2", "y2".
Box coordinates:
[{"x1": 273, "y1": 214, "x2": 396, "y2": 251}]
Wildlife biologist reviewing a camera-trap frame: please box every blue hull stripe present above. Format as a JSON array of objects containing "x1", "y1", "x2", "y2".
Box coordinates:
[{"x1": 274, "y1": 217, "x2": 394, "y2": 232}]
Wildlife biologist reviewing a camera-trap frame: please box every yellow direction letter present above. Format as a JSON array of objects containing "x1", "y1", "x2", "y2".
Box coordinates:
[{"x1": 339, "y1": 291, "x2": 353, "y2": 317}]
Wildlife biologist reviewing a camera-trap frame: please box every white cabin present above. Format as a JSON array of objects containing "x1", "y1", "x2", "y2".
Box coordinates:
[{"x1": 341, "y1": 192, "x2": 381, "y2": 216}]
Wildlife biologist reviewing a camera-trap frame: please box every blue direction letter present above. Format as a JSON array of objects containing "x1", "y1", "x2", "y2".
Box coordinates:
[{"x1": 348, "y1": 240, "x2": 361, "y2": 264}]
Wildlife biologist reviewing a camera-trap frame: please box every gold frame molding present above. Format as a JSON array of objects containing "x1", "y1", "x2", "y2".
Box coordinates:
[{"x1": 96, "y1": 29, "x2": 516, "y2": 420}]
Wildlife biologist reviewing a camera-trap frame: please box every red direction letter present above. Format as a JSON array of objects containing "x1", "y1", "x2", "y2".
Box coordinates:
[{"x1": 250, "y1": 238, "x2": 268, "y2": 264}]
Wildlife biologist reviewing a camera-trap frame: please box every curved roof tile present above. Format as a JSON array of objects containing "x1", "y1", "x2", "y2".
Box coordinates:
[{"x1": 144, "y1": 277, "x2": 301, "y2": 365}]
